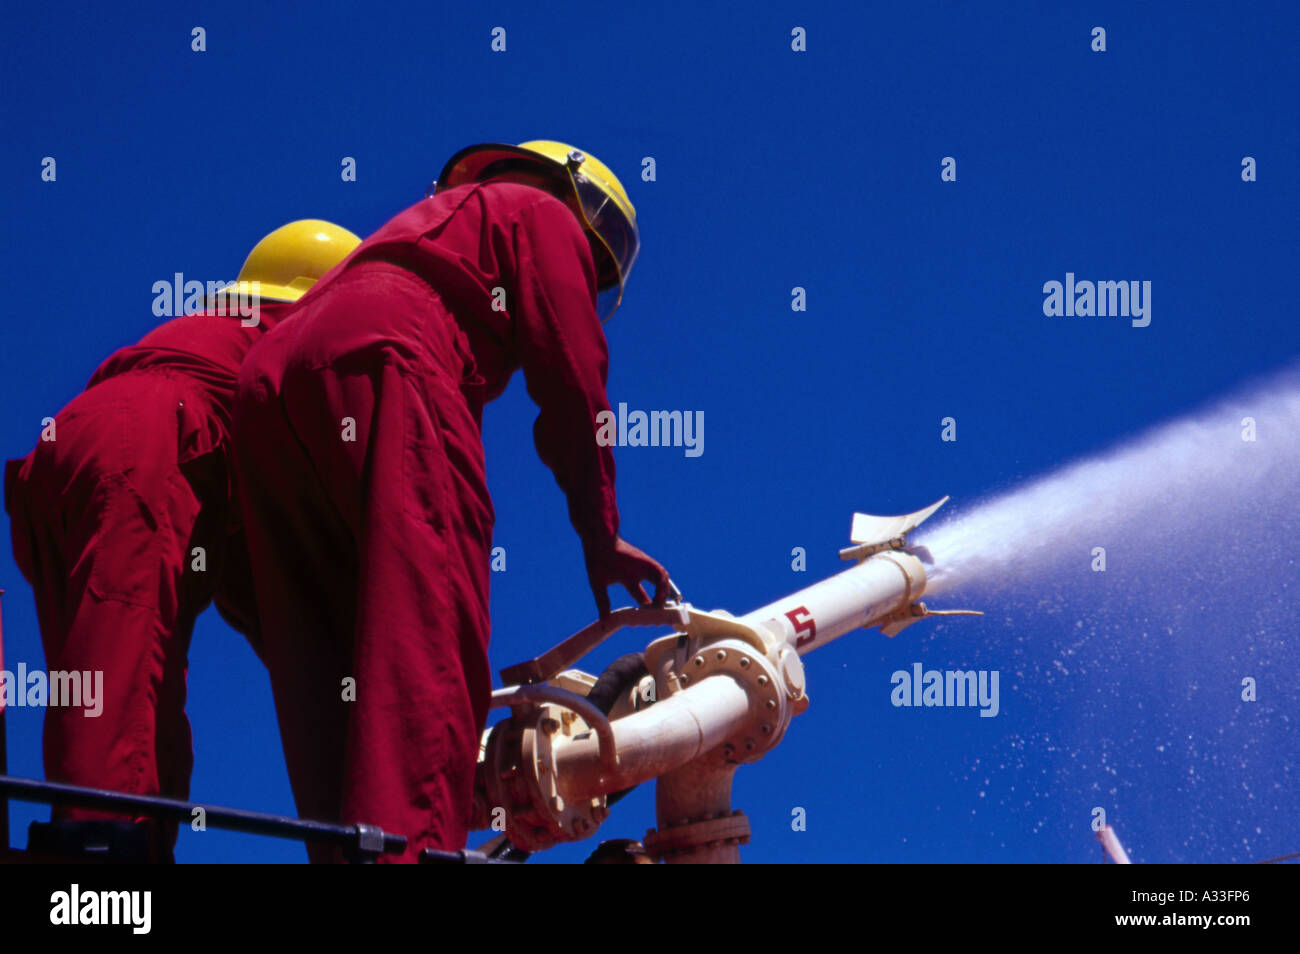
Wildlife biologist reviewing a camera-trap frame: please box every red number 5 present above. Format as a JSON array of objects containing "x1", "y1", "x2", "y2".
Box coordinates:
[{"x1": 785, "y1": 606, "x2": 816, "y2": 648}]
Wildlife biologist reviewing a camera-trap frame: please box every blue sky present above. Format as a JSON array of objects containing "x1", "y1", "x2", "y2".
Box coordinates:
[{"x1": 2, "y1": 1, "x2": 1298, "y2": 862}]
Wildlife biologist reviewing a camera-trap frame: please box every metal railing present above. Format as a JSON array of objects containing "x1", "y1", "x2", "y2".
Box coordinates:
[{"x1": 0, "y1": 774, "x2": 406, "y2": 862}]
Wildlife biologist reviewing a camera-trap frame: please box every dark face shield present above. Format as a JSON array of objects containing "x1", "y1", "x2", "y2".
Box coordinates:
[{"x1": 569, "y1": 170, "x2": 640, "y2": 321}]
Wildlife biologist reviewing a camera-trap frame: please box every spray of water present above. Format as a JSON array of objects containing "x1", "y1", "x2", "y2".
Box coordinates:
[
  {"x1": 904, "y1": 364, "x2": 1300, "y2": 862},
  {"x1": 919, "y1": 364, "x2": 1300, "y2": 596}
]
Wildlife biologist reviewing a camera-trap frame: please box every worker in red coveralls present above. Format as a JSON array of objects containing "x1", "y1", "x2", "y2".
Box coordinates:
[
  {"x1": 234, "y1": 140, "x2": 672, "y2": 863},
  {"x1": 4, "y1": 221, "x2": 360, "y2": 862}
]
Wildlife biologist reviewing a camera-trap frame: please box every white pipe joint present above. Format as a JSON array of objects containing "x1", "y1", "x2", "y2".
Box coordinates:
[{"x1": 665, "y1": 637, "x2": 798, "y2": 760}]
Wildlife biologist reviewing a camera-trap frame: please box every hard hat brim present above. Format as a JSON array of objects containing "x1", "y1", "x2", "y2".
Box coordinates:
[{"x1": 205, "y1": 280, "x2": 301, "y2": 307}]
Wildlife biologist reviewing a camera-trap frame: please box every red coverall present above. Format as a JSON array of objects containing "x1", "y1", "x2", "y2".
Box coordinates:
[
  {"x1": 5, "y1": 306, "x2": 286, "y2": 853},
  {"x1": 234, "y1": 182, "x2": 622, "y2": 862}
]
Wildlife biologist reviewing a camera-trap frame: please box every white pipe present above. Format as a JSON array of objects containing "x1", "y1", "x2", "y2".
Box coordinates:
[
  {"x1": 654, "y1": 762, "x2": 743, "y2": 864},
  {"x1": 1097, "y1": 825, "x2": 1132, "y2": 864},
  {"x1": 553, "y1": 675, "x2": 752, "y2": 800},
  {"x1": 551, "y1": 551, "x2": 926, "y2": 800},
  {"x1": 740, "y1": 550, "x2": 926, "y2": 654}
]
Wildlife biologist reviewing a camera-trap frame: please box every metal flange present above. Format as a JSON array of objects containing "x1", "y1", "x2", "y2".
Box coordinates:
[
  {"x1": 669, "y1": 638, "x2": 794, "y2": 763},
  {"x1": 644, "y1": 810, "x2": 751, "y2": 862},
  {"x1": 482, "y1": 703, "x2": 609, "y2": 853}
]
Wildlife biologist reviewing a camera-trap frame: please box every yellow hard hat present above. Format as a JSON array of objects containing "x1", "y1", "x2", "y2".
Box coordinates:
[
  {"x1": 434, "y1": 140, "x2": 639, "y2": 320},
  {"x1": 223, "y1": 219, "x2": 361, "y2": 303}
]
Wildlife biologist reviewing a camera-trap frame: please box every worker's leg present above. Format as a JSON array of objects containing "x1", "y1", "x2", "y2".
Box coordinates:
[
  {"x1": 233, "y1": 363, "x2": 357, "y2": 864},
  {"x1": 6, "y1": 374, "x2": 212, "y2": 855},
  {"x1": 270, "y1": 354, "x2": 490, "y2": 861},
  {"x1": 312, "y1": 360, "x2": 491, "y2": 861},
  {"x1": 237, "y1": 266, "x2": 493, "y2": 861}
]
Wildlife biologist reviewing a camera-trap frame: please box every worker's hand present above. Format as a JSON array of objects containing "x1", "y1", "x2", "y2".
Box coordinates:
[{"x1": 584, "y1": 535, "x2": 671, "y2": 619}]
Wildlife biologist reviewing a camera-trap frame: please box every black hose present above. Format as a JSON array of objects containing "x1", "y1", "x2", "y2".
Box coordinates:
[
  {"x1": 582, "y1": 652, "x2": 651, "y2": 807},
  {"x1": 585, "y1": 652, "x2": 649, "y2": 714}
]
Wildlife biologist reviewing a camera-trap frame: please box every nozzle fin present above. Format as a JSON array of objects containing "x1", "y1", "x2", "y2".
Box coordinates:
[
  {"x1": 839, "y1": 496, "x2": 949, "y2": 562},
  {"x1": 878, "y1": 602, "x2": 983, "y2": 638}
]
